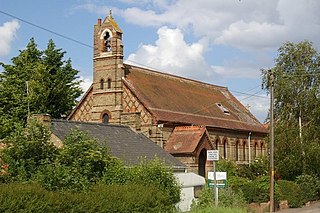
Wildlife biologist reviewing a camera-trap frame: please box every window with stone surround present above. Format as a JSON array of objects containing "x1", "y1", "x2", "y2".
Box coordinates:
[
  {"x1": 235, "y1": 140, "x2": 240, "y2": 161},
  {"x1": 223, "y1": 138, "x2": 227, "y2": 159},
  {"x1": 215, "y1": 138, "x2": 219, "y2": 150},
  {"x1": 100, "y1": 79, "x2": 104, "y2": 89},
  {"x1": 254, "y1": 142, "x2": 257, "y2": 158},
  {"x1": 102, "y1": 113, "x2": 110, "y2": 124},
  {"x1": 107, "y1": 78, "x2": 111, "y2": 89},
  {"x1": 243, "y1": 140, "x2": 246, "y2": 161}
]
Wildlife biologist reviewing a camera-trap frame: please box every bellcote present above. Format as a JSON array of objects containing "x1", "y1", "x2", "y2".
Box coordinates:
[{"x1": 94, "y1": 12, "x2": 123, "y2": 58}]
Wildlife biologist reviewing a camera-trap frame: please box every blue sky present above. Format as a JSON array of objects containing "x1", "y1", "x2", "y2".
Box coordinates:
[{"x1": 1, "y1": 0, "x2": 320, "y2": 122}]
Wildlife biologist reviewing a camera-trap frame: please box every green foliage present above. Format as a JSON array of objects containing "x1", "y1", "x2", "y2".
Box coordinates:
[
  {"x1": 189, "y1": 206, "x2": 246, "y2": 213},
  {"x1": 1, "y1": 122, "x2": 180, "y2": 206},
  {"x1": 236, "y1": 176, "x2": 281, "y2": 204},
  {"x1": 295, "y1": 174, "x2": 320, "y2": 203},
  {"x1": 34, "y1": 129, "x2": 121, "y2": 192},
  {"x1": 0, "y1": 38, "x2": 82, "y2": 138},
  {"x1": 236, "y1": 157, "x2": 269, "y2": 180},
  {"x1": 0, "y1": 120, "x2": 58, "y2": 182},
  {"x1": 191, "y1": 185, "x2": 246, "y2": 211},
  {"x1": 274, "y1": 123, "x2": 304, "y2": 180},
  {"x1": 0, "y1": 183, "x2": 174, "y2": 213},
  {"x1": 262, "y1": 41, "x2": 320, "y2": 179},
  {"x1": 277, "y1": 180, "x2": 303, "y2": 208},
  {"x1": 218, "y1": 187, "x2": 247, "y2": 209},
  {"x1": 128, "y1": 158, "x2": 181, "y2": 204},
  {"x1": 216, "y1": 159, "x2": 237, "y2": 177},
  {"x1": 101, "y1": 158, "x2": 181, "y2": 204}
]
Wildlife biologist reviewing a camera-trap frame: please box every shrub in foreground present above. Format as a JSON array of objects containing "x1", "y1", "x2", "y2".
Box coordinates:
[
  {"x1": 0, "y1": 183, "x2": 174, "y2": 212},
  {"x1": 277, "y1": 180, "x2": 303, "y2": 208},
  {"x1": 191, "y1": 185, "x2": 246, "y2": 211},
  {"x1": 295, "y1": 174, "x2": 320, "y2": 203}
]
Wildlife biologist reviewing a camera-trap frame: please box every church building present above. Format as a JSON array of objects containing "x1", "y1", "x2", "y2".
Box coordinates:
[{"x1": 68, "y1": 13, "x2": 268, "y2": 177}]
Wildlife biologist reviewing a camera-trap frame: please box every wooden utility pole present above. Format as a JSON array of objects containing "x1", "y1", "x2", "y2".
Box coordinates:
[{"x1": 269, "y1": 70, "x2": 275, "y2": 212}]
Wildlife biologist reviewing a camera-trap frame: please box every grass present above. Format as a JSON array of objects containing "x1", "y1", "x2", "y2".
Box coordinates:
[{"x1": 188, "y1": 206, "x2": 247, "y2": 213}]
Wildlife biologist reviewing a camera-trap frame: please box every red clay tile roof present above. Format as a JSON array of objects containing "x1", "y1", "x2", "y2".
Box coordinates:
[
  {"x1": 164, "y1": 126, "x2": 208, "y2": 154},
  {"x1": 123, "y1": 64, "x2": 268, "y2": 134}
]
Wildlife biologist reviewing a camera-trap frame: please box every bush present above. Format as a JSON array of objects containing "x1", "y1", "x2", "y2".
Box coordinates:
[
  {"x1": 191, "y1": 185, "x2": 246, "y2": 210},
  {"x1": 1, "y1": 122, "x2": 181, "y2": 206},
  {"x1": 295, "y1": 174, "x2": 320, "y2": 203},
  {"x1": 218, "y1": 187, "x2": 247, "y2": 209},
  {"x1": 277, "y1": 180, "x2": 303, "y2": 208},
  {"x1": 32, "y1": 129, "x2": 112, "y2": 192},
  {"x1": 230, "y1": 176, "x2": 280, "y2": 203},
  {"x1": 128, "y1": 158, "x2": 181, "y2": 204},
  {"x1": 190, "y1": 206, "x2": 246, "y2": 213},
  {"x1": 0, "y1": 183, "x2": 175, "y2": 212},
  {"x1": 0, "y1": 120, "x2": 58, "y2": 182},
  {"x1": 236, "y1": 157, "x2": 269, "y2": 180},
  {"x1": 217, "y1": 159, "x2": 237, "y2": 177}
]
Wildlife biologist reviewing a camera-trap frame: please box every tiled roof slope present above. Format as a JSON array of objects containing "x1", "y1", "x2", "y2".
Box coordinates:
[
  {"x1": 165, "y1": 126, "x2": 208, "y2": 154},
  {"x1": 51, "y1": 120, "x2": 186, "y2": 170},
  {"x1": 123, "y1": 64, "x2": 268, "y2": 134}
]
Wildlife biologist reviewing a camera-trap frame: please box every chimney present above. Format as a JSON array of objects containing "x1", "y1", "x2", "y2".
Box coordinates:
[{"x1": 98, "y1": 18, "x2": 102, "y2": 25}]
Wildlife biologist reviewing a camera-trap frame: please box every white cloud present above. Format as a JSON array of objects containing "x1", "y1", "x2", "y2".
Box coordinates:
[
  {"x1": 0, "y1": 20, "x2": 20, "y2": 56},
  {"x1": 73, "y1": 0, "x2": 320, "y2": 121},
  {"x1": 212, "y1": 52, "x2": 274, "y2": 79},
  {"x1": 214, "y1": 21, "x2": 288, "y2": 51},
  {"x1": 238, "y1": 94, "x2": 269, "y2": 123},
  {"x1": 79, "y1": 76, "x2": 92, "y2": 94},
  {"x1": 119, "y1": 0, "x2": 320, "y2": 50},
  {"x1": 126, "y1": 26, "x2": 217, "y2": 81}
]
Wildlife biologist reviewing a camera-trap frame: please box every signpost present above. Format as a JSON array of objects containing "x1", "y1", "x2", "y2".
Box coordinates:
[
  {"x1": 208, "y1": 172, "x2": 227, "y2": 188},
  {"x1": 207, "y1": 150, "x2": 219, "y2": 207}
]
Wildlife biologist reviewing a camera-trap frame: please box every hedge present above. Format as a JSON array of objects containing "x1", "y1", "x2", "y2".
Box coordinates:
[{"x1": 0, "y1": 183, "x2": 175, "y2": 212}]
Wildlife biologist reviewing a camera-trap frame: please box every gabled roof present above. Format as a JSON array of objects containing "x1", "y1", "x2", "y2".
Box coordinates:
[
  {"x1": 67, "y1": 85, "x2": 93, "y2": 120},
  {"x1": 123, "y1": 64, "x2": 268, "y2": 134},
  {"x1": 51, "y1": 120, "x2": 186, "y2": 170},
  {"x1": 165, "y1": 126, "x2": 211, "y2": 154},
  {"x1": 103, "y1": 14, "x2": 122, "y2": 33}
]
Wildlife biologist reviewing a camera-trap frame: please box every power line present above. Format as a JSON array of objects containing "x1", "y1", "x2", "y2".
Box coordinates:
[
  {"x1": 1, "y1": 9, "x2": 269, "y2": 119},
  {"x1": 230, "y1": 89, "x2": 267, "y2": 99},
  {"x1": 0, "y1": 10, "x2": 93, "y2": 49}
]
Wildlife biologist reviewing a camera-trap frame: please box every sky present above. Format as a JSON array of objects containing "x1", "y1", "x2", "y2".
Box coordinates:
[{"x1": 1, "y1": 0, "x2": 320, "y2": 122}]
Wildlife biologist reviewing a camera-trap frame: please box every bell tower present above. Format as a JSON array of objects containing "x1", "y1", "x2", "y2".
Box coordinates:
[{"x1": 92, "y1": 11, "x2": 124, "y2": 124}]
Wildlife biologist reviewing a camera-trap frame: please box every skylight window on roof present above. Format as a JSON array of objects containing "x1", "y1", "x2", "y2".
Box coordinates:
[{"x1": 216, "y1": 103, "x2": 230, "y2": 115}]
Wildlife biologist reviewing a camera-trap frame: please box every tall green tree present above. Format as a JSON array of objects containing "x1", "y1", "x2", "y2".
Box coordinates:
[
  {"x1": 262, "y1": 41, "x2": 320, "y2": 179},
  {"x1": 0, "y1": 38, "x2": 82, "y2": 138}
]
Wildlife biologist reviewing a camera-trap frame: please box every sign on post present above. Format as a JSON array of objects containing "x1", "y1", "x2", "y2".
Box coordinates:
[
  {"x1": 207, "y1": 150, "x2": 219, "y2": 161},
  {"x1": 208, "y1": 172, "x2": 227, "y2": 188},
  {"x1": 207, "y1": 150, "x2": 219, "y2": 207}
]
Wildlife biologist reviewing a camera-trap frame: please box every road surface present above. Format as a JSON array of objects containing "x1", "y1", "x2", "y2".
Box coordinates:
[{"x1": 278, "y1": 201, "x2": 320, "y2": 213}]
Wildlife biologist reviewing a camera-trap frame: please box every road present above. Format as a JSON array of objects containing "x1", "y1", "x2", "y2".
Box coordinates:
[{"x1": 278, "y1": 201, "x2": 320, "y2": 213}]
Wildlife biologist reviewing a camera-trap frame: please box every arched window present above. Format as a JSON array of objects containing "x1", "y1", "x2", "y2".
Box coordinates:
[
  {"x1": 107, "y1": 78, "x2": 111, "y2": 89},
  {"x1": 100, "y1": 79, "x2": 104, "y2": 89},
  {"x1": 260, "y1": 142, "x2": 264, "y2": 155},
  {"x1": 215, "y1": 138, "x2": 219, "y2": 150},
  {"x1": 235, "y1": 140, "x2": 239, "y2": 161},
  {"x1": 103, "y1": 31, "x2": 111, "y2": 52},
  {"x1": 243, "y1": 141, "x2": 246, "y2": 161},
  {"x1": 223, "y1": 139, "x2": 227, "y2": 159},
  {"x1": 254, "y1": 142, "x2": 257, "y2": 158},
  {"x1": 198, "y1": 149, "x2": 206, "y2": 177},
  {"x1": 102, "y1": 113, "x2": 109, "y2": 124}
]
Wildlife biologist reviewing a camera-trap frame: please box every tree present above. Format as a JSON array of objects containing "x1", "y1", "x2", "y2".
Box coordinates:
[
  {"x1": 262, "y1": 41, "x2": 320, "y2": 179},
  {"x1": 0, "y1": 120, "x2": 58, "y2": 182},
  {"x1": 0, "y1": 38, "x2": 82, "y2": 138}
]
